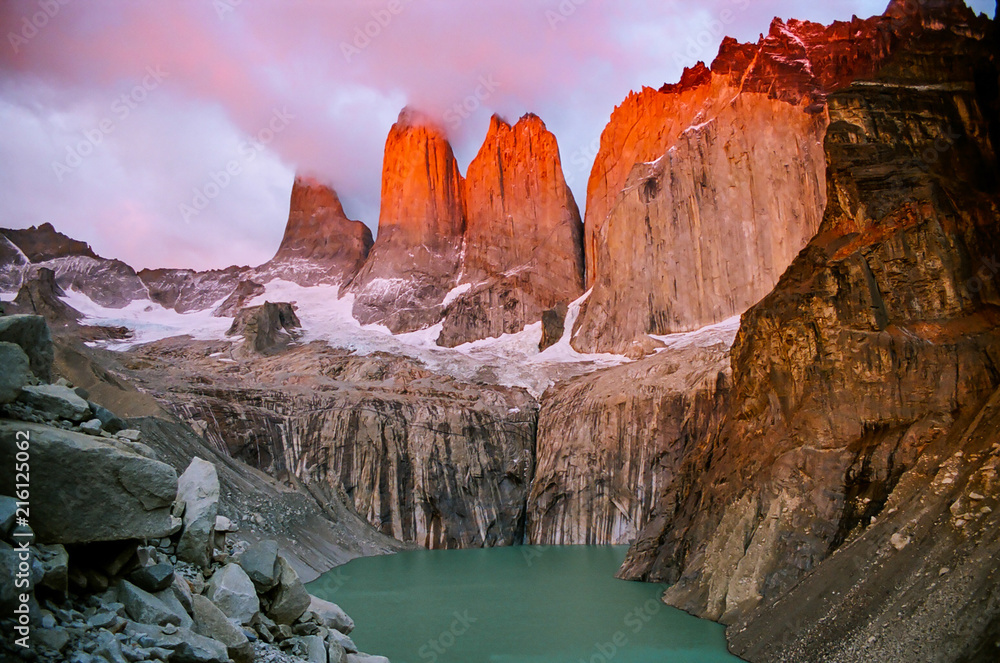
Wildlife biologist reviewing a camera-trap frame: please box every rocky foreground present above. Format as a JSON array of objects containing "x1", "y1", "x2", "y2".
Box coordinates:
[{"x1": 0, "y1": 314, "x2": 393, "y2": 663}]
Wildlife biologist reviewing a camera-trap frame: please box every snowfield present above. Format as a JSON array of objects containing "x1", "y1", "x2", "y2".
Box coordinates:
[{"x1": 55, "y1": 281, "x2": 740, "y2": 397}]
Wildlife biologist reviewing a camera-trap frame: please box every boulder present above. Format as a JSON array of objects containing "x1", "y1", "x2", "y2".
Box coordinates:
[
  {"x1": 0, "y1": 496, "x2": 16, "y2": 537},
  {"x1": 0, "y1": 314, "x2": 53, "y2": 381},
  {"x1": 0, "y1": 342, "x2": 32, "y2": 403},
  {"x1": 176, "y1": 457, "x2": 219, "y2": 568},
  {"x1": 35, "y1": 544, "x2": 68, "y2": 596},
  {"x1": 80, "y1": 418, "x2": 103, "y2": 435},
  {"x1": 155, "y1": 586, "x2": 194, "y2": 629},
  {"x1": 124, "y1": 622, "x2": 230, "y2": 663},
  {"x1": 0, "y1": 423, "x2": 178, "y2": 544},
  {"x1": 0, "y1": 542, "x2": 18, "y2": 613},
  {"x1": 309, "y1": 595, "x2": 355, "y2": 635},
  {"x1": 18, "y1": 384, "x2": 92, "y2": 422},
  {"x1": 327, "y1": 628, "x2": 358, "y2": 653},
  {"x1": 90, "y1": 402, "x2": 127, "y2": 434},
  {"x1": 266, "y1": 555, "x2": 311, "y2": 625},
  {"x1": 129, "y1": 563, "x2": 175, "y2": 593},
  {"x1": 191, "y1": 594, "x2": 253, "y2": 663},
  {"x1": 236, "y1": 539, "x2": 279, "y2": 592},
  {"x1": 205, "y1": 563, "x2": 259, "y2": 625},
  {"x1": 304, "y1": 635, "x2": 328, "y2": 663},
  {"x1": 347, "y1": 655, "x2": 391, "y2": 663},
  {"x1": 118, "y1": 580, "x2": 184, "y2": 627},
  {"x1": 329, "y1": 641, "x2": 348, "y2": 663}
]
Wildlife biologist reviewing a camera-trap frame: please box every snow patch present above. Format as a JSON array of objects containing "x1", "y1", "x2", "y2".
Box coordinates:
[
  {"x1": 649, "y1": 314, "x2": 742, "y2": 351},
  {"x1": 441, "y1": 283, "x2": 472, "y2": 307}
]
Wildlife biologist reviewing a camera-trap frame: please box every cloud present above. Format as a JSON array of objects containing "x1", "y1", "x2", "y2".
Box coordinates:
[{"x1": 0, "y1": 0, "x2": 994, "y2": 270}]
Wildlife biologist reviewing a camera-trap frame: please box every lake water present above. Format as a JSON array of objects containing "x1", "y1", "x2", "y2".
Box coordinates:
[{"x1": 306, "y1": 545, "x2": 745, "y2": 663}]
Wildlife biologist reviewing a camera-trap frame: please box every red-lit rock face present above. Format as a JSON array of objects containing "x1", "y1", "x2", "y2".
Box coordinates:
[
  {"x1": 574, "y1": 0, "x2": 978, "y2": 354},
  {"x1": 264, "y1": 176, "x2": 373, "y2": 285},
  {"x1": 346, "y1": 108, "x2": 467, "y2": 333},
  {"x1": 437, "y1": 114, "x2": 584, "y2": 347}
]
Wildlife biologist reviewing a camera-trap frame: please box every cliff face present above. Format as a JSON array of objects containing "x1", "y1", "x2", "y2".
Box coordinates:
[
  {"x1": 122, "y1": 340, "x2": 538, "y2": 550},
  {"x1": 261, "y1": 176, "x2": 373, "y2": 286},
  {"x1": 619, "y1": 12, "x2": 1000, "y2": 661},
  {"x1": 346, "y1": 109, "x2": 467, "y2": 333},
  {"x1": 437, "y1": 114, "x2": 585, "y2": 347},
  {"x1": 527, "y1": 344, "x2": 730, "y2": 546},
  {"x1": 574, "y1": 0, "x2": 974, "y2": 354}
]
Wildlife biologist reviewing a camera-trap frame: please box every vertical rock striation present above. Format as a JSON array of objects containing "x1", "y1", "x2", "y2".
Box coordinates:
[
  {"x1": 527, "y1": 344, "x2": 731, "y2": 545},
  {"x1": 619, "y1": 7, "x2": 1000, "y2": 660},
  {"x1": 346, "y1": 108, "x2": 467, "y2": 333},
  {"x1": 437, "y1": 114, "x2": 585, "y2": 347},
  {"x1": 574, "y1": 0, "x2": 977, "y2": 354}
]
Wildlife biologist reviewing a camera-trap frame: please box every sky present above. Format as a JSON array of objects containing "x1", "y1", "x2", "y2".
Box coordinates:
[{"x1": 0, "y1": 0, "x2": 994, "y2": 271}]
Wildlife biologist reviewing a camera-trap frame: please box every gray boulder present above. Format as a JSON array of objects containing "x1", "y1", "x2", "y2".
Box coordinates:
[
  {"x1": 80, "y1": 418, "x2": 103, "y2": 435},
  {"x1": 236, "y1": 539, "x2": 279, "y2": 592},
  {"x1": 0, "y1": 314, "x2": 53, "y2": 381},
  {"x1": 327, "y1": 628, "x2": 358, "y2": 653},
  {"x1": 124, "y1": 622, "x2": 229, "y2": 663},
  {"x1": 35, "y1": 544, "x2": 68, "y2": 596},
  {"x1": 118, "y1": 580, "x2": 183, "y2": 627},
  {"x1": 0, "y1": 542, "x2": 18, "y2": 613},
  {"x1": 176, "y1": 457, "x2": 219, "y2": 568},
  {"x1": 205, "y1": 563, "x2": 259, "y2": 625},
  {"x1": 129, "y1": 563, "x2": 175, "y2": 593},
  {"x1": 329, "y1": 640, "x2": 348, "y2": 663},
  {"x1": 19, "y1": 384, "x2": 92, "y2": 422},
  {"x1": 0, "y1": 342, "x2": 32, "y2": 404},
  {"x1": 90, "y1": 402, "x2": 127, "y2": 434},
  {"x1": 309, "y1": 594, "x2": 355, "y2": 635},
  {"x1": 191, "y1": 595, "x2": 253, "y2": 663},
  {"x1": 0, "y1": 423, "x2": 178, "y2": 544},
  {"x1": 266, "y1": 555, "x2": 311, "y2": 625},
  {"x1": 154, "y1": 586, "x2": 194, "y2": 629},
  {"x1": 0, "y1": 496, "x2": 16, "y2": 537}
]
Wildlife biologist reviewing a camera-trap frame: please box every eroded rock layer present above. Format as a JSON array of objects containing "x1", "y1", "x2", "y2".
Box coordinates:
[
  {"x1": 122, "y1": 341, "x2": 538, "y2": 550},
  {"x1": 619, "y1": 11, "x2": 1000, "y2": 662},
  {"x1": 346, "y1": 109, "x2": 467, "y2": 333},
  {"x1": 438, "y1": 114, "x2": 584, "y2": 347},
  {"x1": 574, "y1": 0, "x2": 978, "y2": 353},
  {"x1": 527, "y1": 344, "x2": 730, "y2": 545}
]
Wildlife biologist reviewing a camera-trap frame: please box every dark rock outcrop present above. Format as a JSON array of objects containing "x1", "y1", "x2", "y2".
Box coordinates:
[
  {"x1": 437, "y1": 114, "x2": 585, "y2": 347},
  {"x1": 619, "y1": 10, "x2": 1000, "y2": 662},
  {"x1": 1, "y1": 223, "x2": 98, "y2": 263},
  {"x1": 11, "y1": 267, "x2": 82, "y2": 324},
  {"x1": 345, "y1": 108, "x2": 467, "y2": 333},
  {"x1": 226, "y1": 302, "x2": 301, "y2": 355},
  {"x1": 213, "y1": 279, "x2": 266, "y2": 317}
]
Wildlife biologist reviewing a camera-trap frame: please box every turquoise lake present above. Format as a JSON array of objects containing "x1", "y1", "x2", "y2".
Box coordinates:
[{"x1": 306, "y1": 545, "x2": 745, "y2": 663}]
